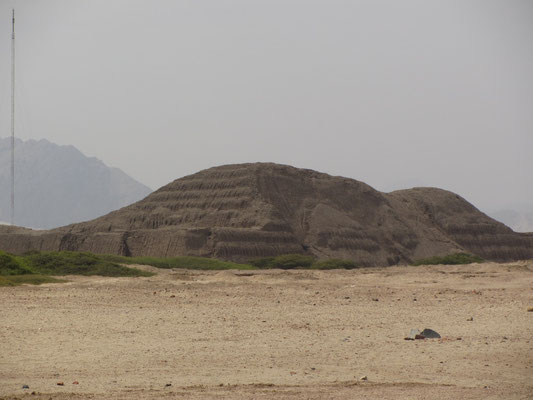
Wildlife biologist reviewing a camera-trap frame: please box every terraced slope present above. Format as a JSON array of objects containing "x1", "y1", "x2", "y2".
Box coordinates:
[{"x1": 1, "y1": 163, "x2": 531, "y2": 265}]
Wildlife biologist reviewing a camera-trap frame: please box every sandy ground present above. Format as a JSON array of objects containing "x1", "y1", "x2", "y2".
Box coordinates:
[{"x1": 1, "y1": 261, "x2": 532, "y2": 400}]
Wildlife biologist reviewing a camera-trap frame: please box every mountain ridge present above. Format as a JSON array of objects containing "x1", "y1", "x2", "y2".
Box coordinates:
[{"x1": 0, "y1": 137, "x2": 152, "y2": 229}]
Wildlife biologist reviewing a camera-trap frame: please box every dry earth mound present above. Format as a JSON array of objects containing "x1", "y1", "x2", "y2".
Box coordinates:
[{"x1": 1, "y1": 163, "x2": 531, "y2": 265}]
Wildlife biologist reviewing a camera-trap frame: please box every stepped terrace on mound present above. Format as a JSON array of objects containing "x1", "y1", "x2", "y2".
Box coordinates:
[{"x1": 1, "y1": 163, "x2": 532, "y2": 266}]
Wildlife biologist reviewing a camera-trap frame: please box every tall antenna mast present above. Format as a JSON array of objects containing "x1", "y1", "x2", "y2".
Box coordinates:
[{"x1": 10, "y1": 9, "x2": 15, "y2": 225}]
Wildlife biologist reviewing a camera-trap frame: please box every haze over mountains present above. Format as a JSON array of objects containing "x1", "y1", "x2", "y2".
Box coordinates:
[
  {"x1": 1, "y1": 163, "x2": 531, "y2": 265},
  {"x1": 488, "y1": 208, "x2": 533, "y2": 233},
  {"x1": 0, "y1": 137, "x2": 152, "y2": 229}
]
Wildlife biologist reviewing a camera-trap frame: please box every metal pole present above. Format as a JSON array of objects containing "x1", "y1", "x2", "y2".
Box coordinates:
[{"x1": 10, "y1": 9, "x2": 15, "y2": 226}]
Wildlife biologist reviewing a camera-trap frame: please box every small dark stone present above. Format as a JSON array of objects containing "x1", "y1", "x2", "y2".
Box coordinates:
[
  {"x1": 22, "y1": 385, "x2": 29, "y2": 389},
  {"x1": 420, "y1": 328, "x2": 441, "y2": 338},
  {"x1": 165, "y1": 383, "x2": 172, "y2": 387}
]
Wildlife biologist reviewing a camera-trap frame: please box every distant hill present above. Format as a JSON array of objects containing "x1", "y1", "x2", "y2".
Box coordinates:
[
  {"x1": 0, "y1": 138, "x2": 152, "y2": 229},
  {"x1": 1, "y1": 163, "x2": 531, "y2": 265}
]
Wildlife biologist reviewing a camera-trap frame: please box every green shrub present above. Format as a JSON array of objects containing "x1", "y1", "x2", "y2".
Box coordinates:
[
  {"x1": 0, "y1": 251, "x2": 33, "y2": 275},
  {"x1": 249, "y1": 254, "x2": 313, "y2": 269},
  {"x1": 269, "y1": 254, "x2": 314, "y2": 269},
  {"x1": 311, "y1": 258, "x2": 359, "y2": 270},
  {"x1": 101, "y1": 254, "x2": 254, "y2": 270},
  {"x1": 251, "y1": 255, "x2": 361, "y2": 269},
  {"x1": 249, "y1": 256, "x2": 276, "y2": 269},
  {"x1": 23, "y1": 251, "x2": 152, "y2": 277},
  {"x1": 0, "y1": 274, "x2": 65, "y2": 287},
  {"x1": 412, "y1": 252, "x2": 484, "y2": 266}
]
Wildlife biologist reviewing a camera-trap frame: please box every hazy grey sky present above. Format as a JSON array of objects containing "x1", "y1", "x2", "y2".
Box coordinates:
[{"x1": 0, "y1": 0, "x2": 532, "y2": 213}]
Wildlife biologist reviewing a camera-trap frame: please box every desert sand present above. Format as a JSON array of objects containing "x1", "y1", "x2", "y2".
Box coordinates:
[{"x1": 1, "y1": 261, "x2": 532, "y2": 399}]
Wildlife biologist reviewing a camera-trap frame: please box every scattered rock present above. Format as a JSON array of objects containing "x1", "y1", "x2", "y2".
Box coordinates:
[
  {"x1": 290, "y1": 371, "x2": 297, "y2": 375},
  {"x1": 22, "y1": 385, "x2": 29, "y2": 389},
  {"x1": 405, "y1": 328, "x2": 421, "y2": 340},
  {"x1": 420, "y1": 328, "x2": 441, "y2": 338},
  {"x1": 372, "y1": 298, "x2": 379, "y2": 302},
  {"x1": 165, "y1": 383, "x2": 172, "y2": 387},
  {"x1": 31, "y1": 391, "x2": 36, "y2": 395},
  {"x1": 405, "y1": 328, "x2": 441, "y2": 340},
  {"x1": 527, "y1": 307, "x2": 533, "y2": 312},
  {"x1": 170, "y1": 295, "x2": 176, "y2": 298},
  {"x1": 360, "y1": 375, "x2": 368, "y2": 381},
  {"x1": 467, "y1": 317, "x2": 473, "y2": 321},
  {"x1": 57, "y1": 382, "x2": 64, "y2": 386},
  {"x1": 72, "y1": 381, "x2": 79, "y2": 385}
]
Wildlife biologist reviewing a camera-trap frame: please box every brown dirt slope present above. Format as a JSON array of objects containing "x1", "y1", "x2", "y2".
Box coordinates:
[{"x1": 0, "y1": 163, "x2": 531, "y2": 264}]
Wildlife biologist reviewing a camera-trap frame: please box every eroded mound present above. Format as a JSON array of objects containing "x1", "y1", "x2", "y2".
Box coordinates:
[{"x1": 1, "y1": 163, "x2": 531, "y2": 265}]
